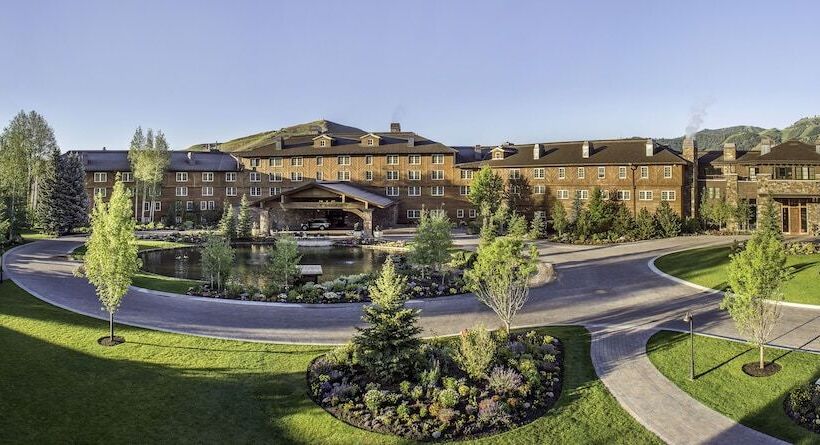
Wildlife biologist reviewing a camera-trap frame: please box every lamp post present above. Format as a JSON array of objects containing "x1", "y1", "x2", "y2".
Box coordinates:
[{"x1": 683, "y1": 311, "x2": 695, "y2": 380}]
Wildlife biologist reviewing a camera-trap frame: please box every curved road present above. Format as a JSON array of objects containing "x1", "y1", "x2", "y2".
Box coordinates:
[{"x1": 5, "y1": 235, "x2": 820, "y2": 444}]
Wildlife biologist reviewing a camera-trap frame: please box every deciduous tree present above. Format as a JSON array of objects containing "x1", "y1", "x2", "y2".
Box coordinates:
[
  {"x1": 468, "y1": 165, "x2": 504, "y2": 225},
  {"x1": 267, "y1": 234, "x2": 301, "y2": 292},
  {"x1": 410, "y1": 209, "x2": 453, "y2": 281},
  {"x1": 200, "y1": 235, "x2": 235, "y2": 291}
]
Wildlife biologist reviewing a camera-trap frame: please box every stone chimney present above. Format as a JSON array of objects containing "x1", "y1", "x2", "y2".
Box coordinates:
[
  {"x1": 474, "y1": 145, "x2": 482, "y2": 161},
  {"x1": 273, "y1": 137, "x2": 284, "y2": 150},
  {"x1": 815, "y1": 137, "x2": 820, "y2": 154},
  {"x1": 533, "y1": 143, "x2": 542, "y2": 160},
  {"x1": 682, "y1": 136, "x2": 697, "y2": 162},
  {"x1": 390, "y1": 122, "x2": 401, "y2": 133},
  {"x1": 645, "y1": 139, "x2": 655, "y2": 157},
  {"x1": 759, "y1": 137, "x2": 772, "y2": 156},
  {"x1": 723, "y1": 142, "x2": 737, "y2": 161},
  {"x1": 407, "y1": 137, "x2": 415, "y2": 148},
  {"x1": 582, "y1": 141, "x2": 590, "y2": 158}
]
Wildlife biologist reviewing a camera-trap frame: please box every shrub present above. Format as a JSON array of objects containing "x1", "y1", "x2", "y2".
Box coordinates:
[
  {"x1": 364, "y1": 389, "x2": 384, "y2": 414},
  {"x1": 455, "y1": 325, "x2": 497, "y2": 380},
  {"x1": 396, "y1": 402, "x2": 410, "y2": 421},
  {"x1": 477, "y1": 398, "x2": 501, "y2": 424},
  {"x1": 488, "y1": 366, "x2": 523, "y2": 395},
  {"x1": 419, "y1": 359, "x2": 441, "y2": 388},
  {"x1": 655, "y1": 201, "x2": 681, "y2": 238},
  {"x1": 327, "y1": 342, "x2": 355, "y2": 366},
  {"x1": 438, "y1": 388, "x2": 459, "y2": 408}
]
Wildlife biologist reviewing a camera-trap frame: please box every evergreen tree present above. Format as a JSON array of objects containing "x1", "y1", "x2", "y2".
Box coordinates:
[
  {"x1": 551, "y1": 202, "x2": 569, "y2": 236},
  {"x1": 218, "y1": 201, "x2": 236, "y2": 239},
  {"x1": 528, "y1": 212, "x2": 547, "y2": 239},
  {"x1": 507, "y1": 212, "x2": 529, "y2": 239},
  {"x1": 585, "y1": 188, "x2": 610, "y2": 234},
  {"x1": 36, "y1": 149, "x2": 88, "y2": 235},
  {"x1": 409, "y1": 209, "x2": 453, "y2": 280},
  {"x1": 570, "y1": 194, "x2": 583, "y2": 224},
  {"x1": 757, "y1": 199, "x2": 781, "y2": 238},
  {"x1": 353, "y1": 259, "x2": 421, "y2": 383},
  {"x1": 236, "y1": 194, "x2": 252, "y2": 238},
  {"x1": 505, "y1": 177, "x2": 533, "y2": 217},
  {"x1": 612, "y1": 203, "x2": 635, "y2": 239},
  {"x1": 0, "y1": 198, "x2": 10, "y2": 245},
  {"x1": 655, "y1": 201, "x2": 682, "y2": 238},
  {"x1": 36, "y1": 148, "x2": 60, "y2": 233},
  {"x1": 635, "y1": 208, "x2": 657, "y2": 240},
  {"x1": 267, "y1": 234, "x2": 301, "y2": 292},
  {"x1": 83, "y1": 176, "x2": 139, "y2": 345}
]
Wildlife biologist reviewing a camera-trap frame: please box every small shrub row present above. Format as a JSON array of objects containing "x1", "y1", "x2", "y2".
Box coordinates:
[{"x1": 784, "y1": 383, "x2": 820, "y2": 433}]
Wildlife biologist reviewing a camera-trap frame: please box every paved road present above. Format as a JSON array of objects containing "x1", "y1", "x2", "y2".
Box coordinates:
[{"x1": 4, "y1": 235, "x2": 819, "y2": 444}]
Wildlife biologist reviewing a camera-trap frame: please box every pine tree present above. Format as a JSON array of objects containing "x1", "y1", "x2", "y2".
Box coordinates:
[
  {"x1": 507, "y1": 212, "x2": 529, "y2": 239},
  {"x1": 635, "y1": 208, "x2": 657, "y2": 240},
  {"x1": 60, "y1": 152, "x2": 89, "y2": 232},
  {"x1": 528, "y1": 212, "x2": 547, "y2": 239},
  {"x1": 219, "y1": 201, "x2": 236, "y2": 239},
  {"x1": 757, "y1": 199, "x2": 781, "y2": 238},
  {"x1": 353, "y1": 259, "x2": 421, "y2": 383},
  {"x1": 612, "y1": 203, "x2": 635, "y2": 239},
  {"x1": 236, "y1": 194, "x2": 252, "y2": 238},
  {"x1": 655, "y1": 201, "x2": 682, "y2": 238},
  {"x1": 551, "y1": 202, "x2": 569, "y2": 236},
  {"x1": 36, "y1": 148, "x2": 60, "y2": 234}
]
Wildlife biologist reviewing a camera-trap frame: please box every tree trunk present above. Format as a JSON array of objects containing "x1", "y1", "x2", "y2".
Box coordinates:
[
  {"x1": 109, "y1": 311, "x2": 114, "y2": 341},
  {"x1": 504, "y1": 320, "x2": 511, "y2": 335},
  {"x1": 140, "y1": 183, "x2": 147, "y2": 223},
  {"x1": 759, "y1": 344, "x2": 764, "y2": 370}
]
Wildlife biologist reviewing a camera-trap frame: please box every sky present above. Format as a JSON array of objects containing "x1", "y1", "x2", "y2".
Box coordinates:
[{"x1": 2, "y1": 0, "x2": 820, "y2": 151}]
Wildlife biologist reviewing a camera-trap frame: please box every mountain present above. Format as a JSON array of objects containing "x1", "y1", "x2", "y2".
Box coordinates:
[
  {"x1": 657, "y1": 116, "x2": 820, "y2": 152},
  {"x1": 187, "y1": 120, "x2": 366, "y2": 152}
]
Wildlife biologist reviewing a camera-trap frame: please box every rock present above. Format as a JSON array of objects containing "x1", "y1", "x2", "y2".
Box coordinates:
[{"x1": 431, "y1": 431, "x2": 442, "y2": 439}]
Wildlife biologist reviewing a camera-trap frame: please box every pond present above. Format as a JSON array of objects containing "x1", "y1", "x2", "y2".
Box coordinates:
[{"x1": 140, "y1": 245, "x2": 390, "y2": 283}]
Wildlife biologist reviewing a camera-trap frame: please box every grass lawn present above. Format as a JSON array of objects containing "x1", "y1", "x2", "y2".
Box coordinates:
[
  {"x1": 647, "y1": 330, "x2": 820, "y2": 445},
  {"x1": 0, "y1": 280, "x2": 659, "y2": 444},
  {"x1": 655, "y1": 245, "x2": 820, "y2": 305}
]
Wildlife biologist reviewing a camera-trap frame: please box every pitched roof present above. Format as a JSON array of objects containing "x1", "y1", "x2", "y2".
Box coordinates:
[
  {"x1": 456, "y1": 139, "x2": 687, "y2": 168},
  {"x1": 235, "y1": 132, "x2": 457, "y2": 157},
  {"x1": 281, "y1": 181, "x2": 395, "y2": 207},
  {"x1": 701, "y1": 140, "x2": 820, "y2": 165},
  {"x1": 69, "y1": 150, "x2": 241, "y2": 172}
]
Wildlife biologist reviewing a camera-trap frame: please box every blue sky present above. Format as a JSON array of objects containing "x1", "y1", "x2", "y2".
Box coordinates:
[{"x1": 2, "y1": 0, "x2": 819, "y2": 150}]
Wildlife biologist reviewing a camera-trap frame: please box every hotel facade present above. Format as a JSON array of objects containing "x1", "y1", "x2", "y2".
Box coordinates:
[{"x1": 72, "y1": 121, "x2": 820, "y2": 235}]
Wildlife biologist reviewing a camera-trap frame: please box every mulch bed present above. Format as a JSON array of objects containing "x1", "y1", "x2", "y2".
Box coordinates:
[
  {"x1": 97, "y1": 336, "x2": 125, "y2": 347},
  {"x1": 741, "y1": 361, "x2": 781, "y2": 377}
]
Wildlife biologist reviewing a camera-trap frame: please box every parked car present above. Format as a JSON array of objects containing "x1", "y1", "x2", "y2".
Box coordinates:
[{"x1": 300, "y1": 218, "x2": 331, "y2": 230}]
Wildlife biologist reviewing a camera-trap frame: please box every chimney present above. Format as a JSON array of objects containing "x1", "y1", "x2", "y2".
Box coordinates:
[
  {"x1": 407, "y1": 137, "x2": 415, "y2": 148},
  {"x1": 273, "y1": 137, "x2": 283, "y2": 150},
  {"x1": 581, "y1": 141, "x2": 590, "y2": 158},
  {"x1": 723, "y1": 142, "x2": 737, "y2": 161},
  {"x1": 533, "y1": 143, "x2": 542, "y2": 160},
  {"x1": 187, "y1": 151, "x2": 193, "y2": 163},
  {"x1": 474, "y1": 144, "x2": 482, "y2": 160},
  {"x1": 390, "y1": 122, "x2": 401, "y2": 133},
  {"x1": 759, "y1": 137, "x2": 772, "y2": 156},
  {"x1": 645, "y1": 139, "x2": 655, "y2": 157},
  {"x1": 815, "y1": 137, "x2": 820, "y2": 155},
  {"x1": 682, "y1": 136, "x2": 697, "y2": 162},
  {"x1": 102, "y1": 146, "x2": 107, "y2": 151}
]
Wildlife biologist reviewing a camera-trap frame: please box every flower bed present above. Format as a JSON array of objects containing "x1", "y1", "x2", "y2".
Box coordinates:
[
  {"x1": 308, "y1": 330, "x2": 564, "y2": 441},
  {"x1": 784, "y1": 383, "x2": 820, "y2": 433}
]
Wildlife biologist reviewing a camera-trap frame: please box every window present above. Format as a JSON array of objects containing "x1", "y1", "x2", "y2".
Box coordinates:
[
  {"x1": 557, "y1": 189, "x2": 569, "y2": 199},
  {"x1": 250, "y1": 158, "x2": 260, "y2": 168},
  {"x1": 639, "y1": 190, "x2": 653, "y2": 201},
  {"x1": 316, "y1": 171, "x2": 324, "y2": 180},
  {"x1": 186, "y1": 201, "x2": 194, "y2": 211},
  {"x1": 533, "y1": 168, "x2": 545, "y2": 179},
  {"x1": 200, "y1": 201, "x2": 208, "y2": 211},
  {"x1": 749, "y1": 167, "x2": 757, "y2": 180},
  {"x1": 319, "y1": 139, "x2": 326, "y2": 147},
  {"x1": 386, "y1": 155, "x2": 399, "y2": 165},
  {"x1": 430, "y1": 209, "x2": 446, "y2": 217},
  {"x1": 534, "y1": 185, "x2": 546, "y2": 194},
  {"x1": 509, "y1": 185, "x2": 520, "y2": 196},
  {"x1": 365, "y1": 155, "x2": 373, "y2": 165},
  {"x1": 364, "y1": 171, "x2": 373, "y2": 181},
  {"x1": 202, "y1": 186, "x2": 213, "y2": 196},
  {"x1": 121, "y1": 172, "x2": 133, "y2": 182},
  {"x1": 661, "y1": 191, "x2": 676, "y2": 201},
  {"x1": 385, "y1": 186, "x2": 400, "y2": 196},
  {"x1": 225, "y1": 172, "x2": 237, "y2": 182},
  {"x1": 461, "y1": 170, "x2": 474, "y2": 180},
  {"x1": 597, "y1": 167, "x2": 605, "y2": 179},
  {"x1": 407, "y1": 209, "x2": 421, "y2": 219},
  {"x1": 93, "y1": 172, "x2": 107, "y2": 182},
  {"x1": 459, "y1": 185, "x2": 471, "y2": 195},
  {"x1": 408, "y1": 170, "x2": 421, "y2": 180},
  {"x1": 408, "y1": 155, "x2": 421, "y2": 165},
  {"x1": 93, "y1": 187, "x2": 106, "y2": 197},
  {"x1": 616, "y1": 190, "x2": 631, "y2": 201},
  {"x1": 270, "y1": 172, "x2": 282, "y2": 182},
  {"x1": 469, "y1": 209, "x2": 477, "y2": 218},
  {"x1": 337, "y1": 171, "x2": 351, "y2": 181},
  {"x1": 577, "y1": 167, "x2": 585, "y2": 179},
  {"x1": 250, "y1": 187, "x2": 261, "y2": 197},
  {"x1": 707, "y1": 187, "x2": 722, "y2": 200},
  {"x1": 796, "y1": 166, "x2": 813, "y2": 180},
  {"x1": 367, "y1": 138, "x2": 373, "y2": 146},
  {"x1": 431, "y1": 170, "x2": 444, "y2": 180},
  {"x1": 558, "y1": 167, "x2": 566, "y2": 179},
  {"x1": 509, "y1": 169, "x2": 521, "y2": 180},
  {"x1": 249, "y1": 172, "x2": 261, "y2": 182},
  {"x1": 575, "y1": 189, "x2": 589, "y2": 200},
  {"x1": 225, "y1": 187, "x2": 236, "y2": 196},
  {"x1": 432, "y1": 154, "x2": 444, "y2": 164},
  {"x1": 640, "y1": 166, "x2": 649, "y2": 179},
  {"x1": 619, "y1": 166, "x2": 627, "y2": 179},
  {"x1": 202, "y1": 172, "x2": 214, "y2": 182},
  {"x1": 291, "y1": 157, "x2": 303, "y2": 167},
  {"x1": 290, "y1": 172, "x2": 303, "y2": 181},
  {"x1": 337, "y1": 155, "x2": 350, "y2": 166},
  {"x1": 431, "y1": 186, "x2": 444, "y2": 196},
  {"x1": 601, "y1": 190, "x2": 610, "y2": 200},
  {"x1": 154, "y1": 201, "x2": 161, "y2": 211},
  {"x1": 270, "y1": 157, "x2": 283, "y2": 167},
  {"x1": 269, "y1": 187, "x2": 281, "y2": 196},
  {"x1": 175, "y1": 186, "x2": 188, "y2": 197},
  {"x1": 457, "y1": 209, "x2": 465, "y2": 218},
  {"x1": 408, "y1": 186, "x2": 421, "y2": 196},
  {"x1": 492, "y1": 151, "x2": 503, "y2": 160},
  {"x1": 316, "y1": 156, "x2": 324, "y2": 166},
  {"x1": 385, "y1": 171, "x2": 399, "y2": 180},
  {"x1": 663, "y1": 166, "x2": 673, "y2": 179}
]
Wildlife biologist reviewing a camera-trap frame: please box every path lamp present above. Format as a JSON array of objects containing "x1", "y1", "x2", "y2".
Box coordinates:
[{"x1": 682, "y1": 311, "x2": 695, "y2": 380}]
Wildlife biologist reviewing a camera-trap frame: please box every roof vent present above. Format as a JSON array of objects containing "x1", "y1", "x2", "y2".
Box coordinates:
[
  {"x1": 582, "y1": 141, "x2": 590, "y2": 158},
  {"x1": 645, "y1": 139, "x2": 655, "y2": 157},
  {"x1": 187, "y1": 152, "x2": 193, "y2": 163},
  {"x1": 533, "y1": 143, "x2": 542, "y2": 160},
  {"x1": 407, "y1": 137, "x2": 415, "y2": 148},
  {"x1": 390, "y1": 122, "x2": 401, "y2": 133}
]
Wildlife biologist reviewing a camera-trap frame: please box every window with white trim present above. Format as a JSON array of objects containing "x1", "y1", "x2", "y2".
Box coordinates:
[
  {"x1": 408, "y1": 170, "x2": 421, "y2": 181},
  {"x1": 533, "y1": 168, "x2": 545, "y2": 179},
  {"x1": 365, "y1": 155, "x2": 373, "y2": 165},
  {"x1": 93, "y1": 187, "x2": 106, "y2": 197},
  {"x1": 639, "y1": 190, "x2": 653, "y2": 201},
  {"x1": 291, "y1": 157, "x2": 303, "y2": 167},
  {"x1": 186, "y1": 201, "x2": 194, "y2": 211},
  {"x1": 534, "y1": 185, "x2": 546, "y2": 194},
  {"x1": 509, "y1": 169, "x2": 521, "y2": 180},
  {"x1": 640, "y1": 166, "x2": 649, "y2": 179},
  {"x1": 408, "y1": 155, "x2": 421, "y2": 165},
  {"x1": 469, "y1": 209, "x2": 477, "y2": 218},
  {"x1": 619, "y1": 166, "x2": 627, "y2": 179},
  {"x1": 386, "y1": 155, "x2": 399, "y2": 165},
  {"x1": 270, "y1": 172, "x2": 282, "y2": 182},
  {"x1": 492, "y1": 151, "x2": 503, "y2": 160},
  {"x1": 337, "y1": 155, "x2": 350, "y2": 166},
  {"x1": 269, "y1": 187, "x2": 281, "y2": 196},
  {"x1": 576, "y1": 189, "x2": 589, "y2": 200},
  {"x1": 432, "y1": 154, "x2": 444, "y2": 164},
  {"x1": 456, "y1": 209, "x2": 465, "y2": 218},
  {"x1": 200, "y1": 200, "x2": 208, "y2": 211},
  {"x1": 558, "y1": 167, "x2": 566, "y2": 179},
  {"x1": 663, "y1": 166, "x2": 672, "y2": 179},
  {"x1": 661, "y1": 191, "x2": 676, "y2": 201},
  {"x1": 408, "y1": 186, "x2": 421, "y2": 196},
  {"x1": 616, "y1": 190, "x2": 631, "y2": 201},
  {"x1": 749, "y1": 167, "x2": 757, "y2": 180},
  {"x1": 94, "y1": 172, "x2": 107, "y2": 183},
  {"x1": 597, "y1": 167, "x2": 605, "y2": 179},
  {"x1": 316, "y1": 171, "x2": 324, "y2": 180},
  {"x1": 270, "y1": 157, "x2": 283, "y2": 167},
  {"x1": 290, "y1": 172, "x2": 303, "y2": 181},
  {"x1": 577, "y1": 167, "x2": 585, "y2": 179},
  {"x1": 364, "y1": 171, "x2": 373, "y2": 181},
  {"x1": 386, "y1": 171, "x2": 399, "y2": 180},
  {"x1": 202, "y1": 186, "x2": 213, "y2": 196},
  {"x1": 385, "y1": 186, "x2": 400, "y2": 196},
  {"x1": 153, "y1": 201, "x2": 161, "y2": 211},
  {"x1": 337, "y1": 171, "x2": 350, "y2": 181},
  {"x1": 430, "y1": 209, "x2": 446, "y2": 217},
  {"x1": 250, "y1": 187, "x2": 261, "y2": 197},
  {"x1": 601, "y1": 189, "x2": 610, "y2": 200},
  {"x1": 557, "y1": 189, "x2": 569, "y2": 199},
  {"x1": 407, "y1": 209, "x2": 421, "y2": 219},
  {"x1": 319, "y1": 139, "x2": 326, "y2": 147},
  {"x1": 121, "y1": 172, "x2": 133, "y2": 182},
  {"x1": 225, "y1": 172, "x2": 237, "y2": 182},
  {"x1": 249, "y1": 172, "x2": 261, "y2": 182},
  {"x1": 207, "y1": 201, "x2": 215, "y2": 210},
  {"x1": 431, "y1": 170, "x2": 444, "y2": 180},
  {"x1": 175, "y1": 186, "x2": 188, "y2": 197},
  {"x1": 250, "y1": 158, "x2": 260, "y2": 168},
  {"x1": 459, "y1": 185, "x2": 471, "y2": 195},
  {"x1": 460, "y1": 170, "x2": 474, "y2": 180},
  {"x1": 431, "y1": 186, "x2": 444, "y2": 196},
  {"x1": 225, "y1": 187, "x2": 237, "y2": 196},
  {"x1": 202, "y1": 172, "x2": 214, "y2": 182}
]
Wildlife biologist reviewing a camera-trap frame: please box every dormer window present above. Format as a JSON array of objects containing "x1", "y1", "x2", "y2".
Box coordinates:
[
  {"x1": 367, "y1": 139, "x2": 373, "y2": 146},
  {"x1": 320, "y1": 140, "x2": 326, "y2": 147},
  {"x1": 492, "y1": 151, "x2": 503, "y2": 160},
  {"x1": 313, "y1": 135, "x2": 334, "y2": 148},
  {"x1": 359, "y1": 133, "x2": 381, "y2": 147}
]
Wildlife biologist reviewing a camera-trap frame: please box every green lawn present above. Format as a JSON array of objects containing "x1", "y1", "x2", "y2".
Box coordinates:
[
  {"x1": 71, "y1": 239, "x2": 193, "y2": 258},
  {"x1": 655, "y1": 245, "x2": 820, "y2": 305},
  {"x1": 0, "y1": 280, "x2": 659, "y2": 444},
  {"x1": 647, "y1": 330, "x2": 820, "y2": 444}
]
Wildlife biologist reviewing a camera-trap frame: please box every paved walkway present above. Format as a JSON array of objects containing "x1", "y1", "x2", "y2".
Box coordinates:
[{"x1": 4, "y1": 235, "x2": 819, "y2": 444}]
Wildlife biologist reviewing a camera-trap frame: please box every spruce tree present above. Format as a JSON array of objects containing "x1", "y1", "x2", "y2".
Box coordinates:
[
  {"x1": 551, "y1": 202, "x2": 569, "y2": 236},
  {"x1": 37, "y1": 149, "x2": 88, "y2": 235},
  {"x1": 635, "y1": 208, "x2": 657, "y2": 239},
  {"x1": 353, "y1": 259, "x2": 421, "y2": 383},
  {"x1": 236, "y1": 194, "x2": 252, "y2": 238},
  {"x1": 218, "y1": 201, "x2": 236, "y2": 239},
  {"x1": 528, "y1": 212, "x2": 547, "y2": 239},
  {"x1": 655, "y1": 201, "x2": 682, "y2": 238},
  {"x1": 37, "y1": 148, "x2": 60, "y2": 234}
]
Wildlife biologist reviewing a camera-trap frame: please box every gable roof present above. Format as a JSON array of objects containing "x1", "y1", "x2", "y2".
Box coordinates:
[
  {"x1": 69, "y1": 150, "x2": 241, "y2": 172},
  {"x1": 236, "y1": 131, "x2": 456, "y2": 157},
  {"x1": 281, "y1": 181, "x2": 395, "y2": 207},
  {"x1": 701, "y1": 140, "x2": 820, "y2": 165}
]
